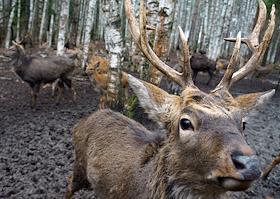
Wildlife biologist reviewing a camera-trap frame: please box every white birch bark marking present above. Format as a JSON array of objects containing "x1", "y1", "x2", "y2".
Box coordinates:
[
  {"x1": 28, "y1": 0, "x2": 34, "y2": 31},
  {"x1": 16, "y1": 0, "x2": 21, "y2": 41},
  {"x1": 39, "y1": 0, "x2": 48, "y2": 44},
  {"x1": 57, "y1": 0, "x2": 70, "y2": 56},
  {"x1": 81, "y1": 0, "x2": 96, "y2": 68},
  {"x1": 5, "y1": 0, "x2": 17, "y2": 48}
]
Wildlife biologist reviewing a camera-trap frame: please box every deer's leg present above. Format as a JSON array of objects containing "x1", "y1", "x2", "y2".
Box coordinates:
[
  {"x1": 207, "y1": 69, "x2": 214, "y2": 85},
  {"x1": 65, "y1": 161, "x2": 90, "y2": 199},
  {"x1": 61, "y1": 77, "x2": 76, "y2": 103},
  {"x1": 55, "y1": 82, "x2": 64, "y2": 105},
  {"x1": 192, "y1": 70, "x2": 198, "y2": 84},
  {"x1": 52, "y1": 79, "x2": 61, "y2": 98},
  {"x1": 30, "y1": 83, "x2": 40, "y2": 108},
  {"x1": 262, "y1": 153, "x2": 280, "y2": 180}
]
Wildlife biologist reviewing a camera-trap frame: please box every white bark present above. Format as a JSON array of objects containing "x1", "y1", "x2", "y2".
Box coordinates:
[
  {"x1": 28, "y1": 0, "x2": 34, "y2": 31},
  {"x1": 5, "y1": 0, "x2": 17, "y2": 48},
  {"x1": 0, "y1": 1, "x2": 2, "y2": 42},
  {"x1": 48, "y1": 1, "x2": 55, "y2": 47},
  {"x1": 16, "y1": 0, "x2": 21, "y2": 41},
  {"x1": 102, "y1": 0, "x2": 123, "y2": 104},
  {"x1": 57, "y1": 0, "x2": 70, "y2": 56},
  {"x1": 76, "y1": 0, "x2": 84, "y2": 46},
  {"x1": 39, "y1": 0, "x2": 48, "y2": 44},
  {"x1": 150, "y1": 0, "x2": 175, "y2": 85},
  {"x1": 81, "y1": 0, "x2": 96, "y2": 68}
]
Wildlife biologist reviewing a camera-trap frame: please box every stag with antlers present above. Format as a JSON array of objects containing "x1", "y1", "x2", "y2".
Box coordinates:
[{"x1": 65, "y1": 0, "x2": 275, "y2": 198}]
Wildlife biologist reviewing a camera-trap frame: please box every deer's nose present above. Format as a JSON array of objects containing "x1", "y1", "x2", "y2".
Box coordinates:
[{"x1": 231, "y1": 153, "x2": 261, "y2": 181}]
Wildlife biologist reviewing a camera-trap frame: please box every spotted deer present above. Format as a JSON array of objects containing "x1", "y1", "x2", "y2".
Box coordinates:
[
  {"x1": 85, "y1": 55, "x2": 129, "y2": 109},
  {"x1": 65, "y1": 0, "x2": 276, "y2": 198}
]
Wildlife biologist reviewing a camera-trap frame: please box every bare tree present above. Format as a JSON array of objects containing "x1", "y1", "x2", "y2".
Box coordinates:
[
  {"x1": 4, "y1": 0, "x2": 17, "y2": 48},
  {"x1": 39, "y1": 0, "x2": 48, "y2": 44},
  {"x1": 57, "y1": 0, "x2": 70, "y2": 56},
  {"x1": 81, "y1": 0, "x2": 96, "y2": 68},
  {"x1": 149, "y1": 0, "x2": 175, "y2": 85},
  {"x1": 16, "y1": 0, "x2": 21, "y2": 41},
  {"x1": 102, "y1": 0, "x2": 123, "y2": 107}
]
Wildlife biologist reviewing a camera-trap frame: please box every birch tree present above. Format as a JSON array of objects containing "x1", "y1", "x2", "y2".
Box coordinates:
[
  {"x1": 4, "y1": 0, "x2": 17, "y2": 48},
  {"x1": 16, "y1": 0, "x2": 21, "y2": 41},
  {"x1": 57, "y1": 0, "x2": 70, "y2": 56},
  {"x1": 0, "y1": 0, "x2": 4, "y2": 41},
  {"x1": 28, "y1": 0, "x2": 34, "y2": 31},
  {"x1": 69, "y1": 0, "x2": 80, "y2": 47},
  {"x1": 81, "y1": 0, "x2": 96, "y2": 68},
  {"x1": 39, "y1": 0, "x2": 48, "y2": 44},
  {"x1": 149, "y1": 0, "x2": 175, "y2": 85},
  {"x1": 102, "y1": 0, "x2": 123, "y2": 107},
  {"x1": 48, "y1": 0, "x2": 55, "y2": 47}
]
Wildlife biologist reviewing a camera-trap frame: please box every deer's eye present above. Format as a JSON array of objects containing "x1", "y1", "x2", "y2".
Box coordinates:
[
  {"x1": 242, "y1": 122, "x2": 246, "y2": 131},
  {"x1": 180, "y1": 118, "x2": 193, "y2": 130}
]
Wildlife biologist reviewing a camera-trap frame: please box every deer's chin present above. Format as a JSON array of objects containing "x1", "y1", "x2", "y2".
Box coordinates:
[{"x1": 217, "y1": 177, "x2": 253, "y2": 191}]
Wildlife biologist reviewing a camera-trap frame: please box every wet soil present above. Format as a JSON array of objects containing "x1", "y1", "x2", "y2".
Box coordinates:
[{"x1": 0, "y1": 65, "x2": 280, "y2": 199}]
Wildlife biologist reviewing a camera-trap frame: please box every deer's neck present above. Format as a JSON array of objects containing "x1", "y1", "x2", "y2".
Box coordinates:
[
  {"x1": 148, "y1": 145, "x2": 226, "y2": 199},
  {"x1": 14, "y1": 52, "x2": 28, "y2": 70}
]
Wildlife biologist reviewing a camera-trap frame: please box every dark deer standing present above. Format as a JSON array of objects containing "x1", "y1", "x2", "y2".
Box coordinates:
[
  {"x1": 7, "y1": 42, "x2": 76, "y2": 107},
  {"x1": 65, "y1": 0, "x2": 275, "y2": 198},
  {"x1": 191, "y1": 50, "x2": 217, "y2": 85}
]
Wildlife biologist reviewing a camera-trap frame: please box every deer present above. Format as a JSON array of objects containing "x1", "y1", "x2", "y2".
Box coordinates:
[
  {"x1": 190, "y1": 50, "x2": 217, "y2": 85},
  {"x1": 85, "y1": 55, "x2": 129, "y2": 109},
  {"x1": 6, "y1": 41, "x2": 76, "y2": 108},
  {"x1": 65, "y1": 0, "x2": 276, "y2": 198}
]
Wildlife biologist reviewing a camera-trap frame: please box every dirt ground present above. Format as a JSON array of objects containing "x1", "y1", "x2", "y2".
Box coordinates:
[{"x1": 0, "y1": 63, "x2": 280, "y2": 199}]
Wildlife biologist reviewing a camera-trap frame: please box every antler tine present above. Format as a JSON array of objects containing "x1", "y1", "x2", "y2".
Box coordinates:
[
  {"x1": 213, "y1": 32, "x2": 241, "y2": 92},
  {"x1": 178, "y1": 26, "x2": 194, "y2": 87},
  {"x1": 230, "y1": 3, "x2": 275, "y2": 85},
  {"x1": 125, "y1": 0, "x2": 186, "y2": 87},
  {"x1": 224, "y1": 0, "x2": 266, "y2": 52},
  {"x1": 221, "y1": 0, "x2": 275, "y2": 87}
]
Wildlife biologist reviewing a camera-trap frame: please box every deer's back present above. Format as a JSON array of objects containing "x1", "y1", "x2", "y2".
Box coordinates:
[
  {"x1": 73, "y1": 109, "x2": 161, "y2": 199},
  {"x1": 17, "y1": 56, "x2": 74, "y2": 83}
]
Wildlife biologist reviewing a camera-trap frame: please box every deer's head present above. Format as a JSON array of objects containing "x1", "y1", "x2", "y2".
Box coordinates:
[{"x1": 125, "y1": 0, "x2": 275, "y2": 193}]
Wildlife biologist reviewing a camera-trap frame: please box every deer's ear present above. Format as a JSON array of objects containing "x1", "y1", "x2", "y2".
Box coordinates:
[
  {"x1": 128, "y1": 74, "x2": 181, "y2": 123},
  {"x1": 234, "y1": 89, "x2": 275, "y2": 111}
]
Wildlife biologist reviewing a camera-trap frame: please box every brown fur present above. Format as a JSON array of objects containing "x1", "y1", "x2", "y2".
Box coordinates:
[
  {"x1": 86, "y1": 56, "x2": 128, "y2": 109},
  {"x1": 65, "y1": 81, "x2": 272, "y2": 198},
  {"x1": 190, "y1": 52, "x2": 217, "y2": 85}
]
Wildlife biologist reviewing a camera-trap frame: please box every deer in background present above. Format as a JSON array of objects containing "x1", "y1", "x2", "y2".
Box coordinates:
[
  {"x1": 65, "y1": 0, "x2": 275, "y2": 198},
  {"x1": 85, "y1": 55, "x2": 128, "y2": 109},
  {"x1": 6, "y1": 41, "x2": 76, "y2": 108},
  {"x1": 190, "y1": 50, "x2": 217, "y2": 85}
]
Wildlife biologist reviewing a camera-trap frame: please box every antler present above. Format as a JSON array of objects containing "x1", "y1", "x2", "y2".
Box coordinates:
[
  {"x1": 125, "y1": 0, "x2": 194, "y2": 88},
  {"x1": 213, "y1": 32, "x2": 241, "y2": 92},
  {"x1": 221, "y1": 0, "x2": 275, "y2": 88}
]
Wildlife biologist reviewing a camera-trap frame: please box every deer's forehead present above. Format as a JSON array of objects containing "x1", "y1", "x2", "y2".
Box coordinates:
[{"x1": 180, "y1": 93, "x2": 240, "y2": 121}]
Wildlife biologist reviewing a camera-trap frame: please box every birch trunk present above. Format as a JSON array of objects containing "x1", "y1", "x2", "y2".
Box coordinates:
[
  {"x1": 149, "y1": 0, "x2": 175, "y2": 85},
  {"x1": 57, "y1": 0, "x2": 70, "y2": 56},
  {"x1": 31, "y1": 0, "x2": 38, "y2": 36},
  {"x1": 28, "y1": 0, "x2": 34, "y2": 31},
  {"x1": 81, "y1": 0, "x2": 96, "y2": 68},
  {"x1": 48, "y1": 0, "x2": 55, "y2": 47},
  {"x1": 0, "y1": 0, "x2": 4, "y2": 42},
  {"x1": 76, "y1": 0, "x2": 84, "y2": 46},
  {"x1": 102, "y1": 0, "x2": 123, "y2": 107},
  {"x1": 4, "y1": 0, "x2": 17, "y2": 48},
  {"x1": 39, "y1": 0, "x2": 48, "y2": 45},
  {"x1": 16, "y1": 0, "x2": 21, "y2": 41},
  {"x1": 69, "y1": 0, "x2": 80, "y2": 47}
]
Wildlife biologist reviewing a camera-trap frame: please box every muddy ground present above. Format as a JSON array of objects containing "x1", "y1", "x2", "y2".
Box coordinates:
[{"x1": 0, "y1": 64, "x2": 279, "y2": 199}]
